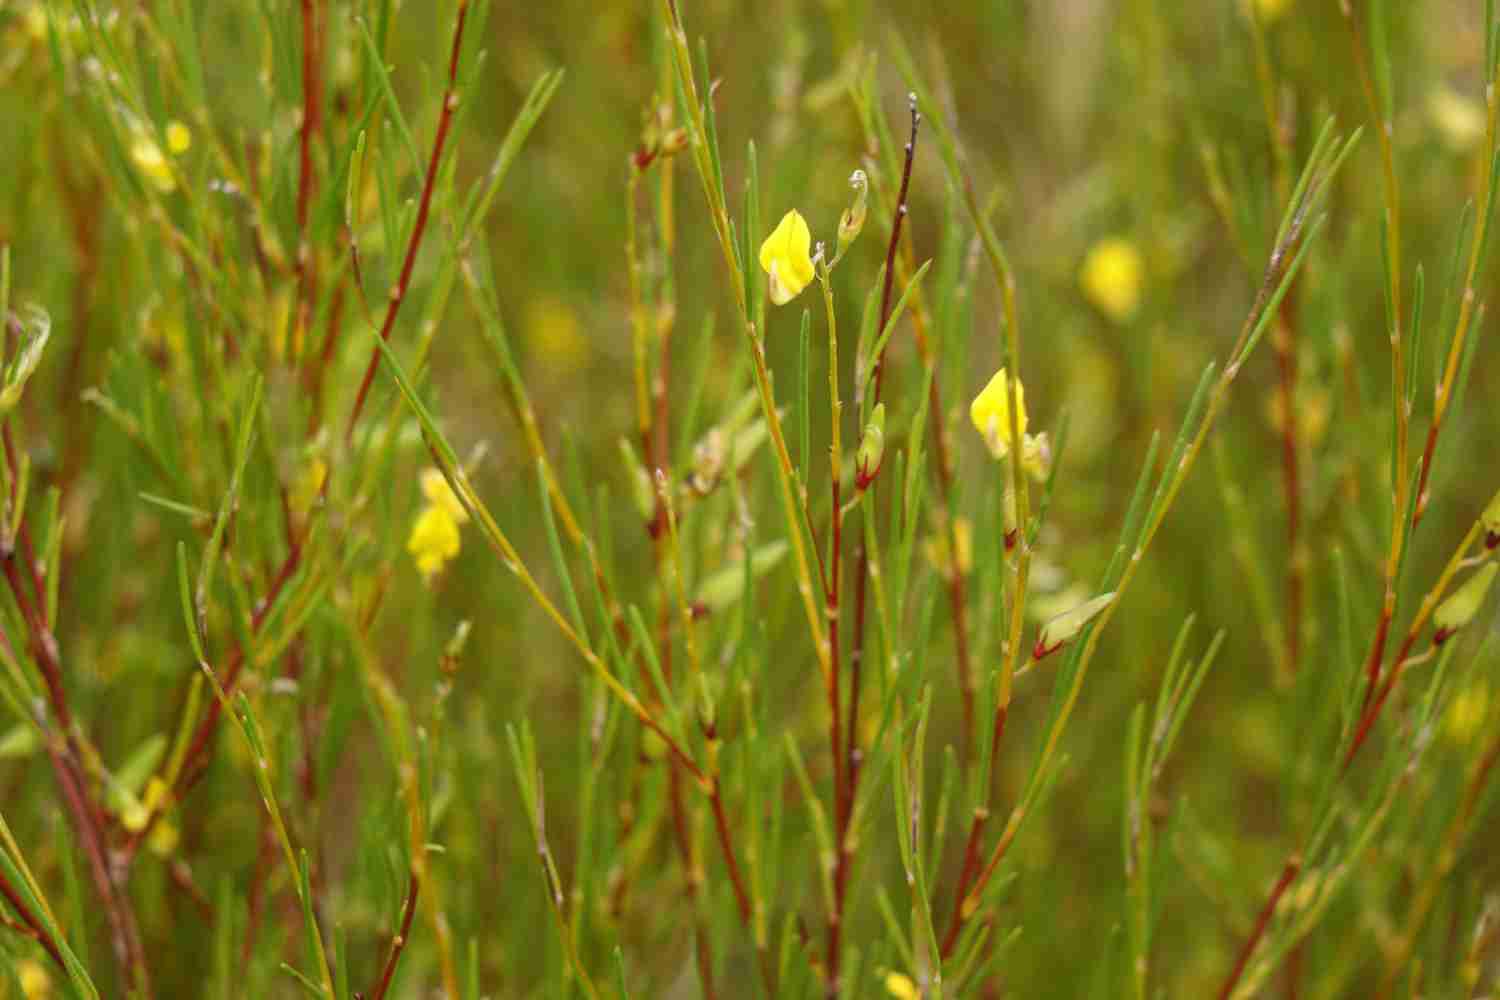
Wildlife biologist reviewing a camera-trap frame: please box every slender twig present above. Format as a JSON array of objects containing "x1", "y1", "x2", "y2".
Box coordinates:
[
  {"x1": 345, "y1": 0, "x2": 470, "y2": 439},
  {"x1": 367, "y1": 873, "x2": 420, "y2": 1000},
  {"x1": 292, "y1": 0, "x2": 322, "y2": 362},
  {"x1": 1217, "y1": 856, "x2": 1302, "y2": 1000},
  {"x1": 833, "y1": 96, "x2": 919, "y2": 1000},
  {"x1": 0, "y1": 868, "x2": 68, "y2": 974},
  {"x1": 1342, "y1": 0, "x2": 1409, "y2": 710}
]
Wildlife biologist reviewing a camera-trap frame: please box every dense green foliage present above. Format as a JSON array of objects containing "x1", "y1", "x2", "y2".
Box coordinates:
[{"x1": 1, "y1": 0, "x2": 1499, "y2": 996}]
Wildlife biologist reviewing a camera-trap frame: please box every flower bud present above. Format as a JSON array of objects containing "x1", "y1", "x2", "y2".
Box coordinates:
[
  {"x1": 837, "y1": 169, "x2": 868, "y2": 255},
  {"x1": 1434, "y1": 562, "x2": 1498, "y2": 645},
  {"x1": 690, "y1": 427, "x2": 726, "y2": 497},
  {"x1": 660, "y1": 126, "x2": 689, "y2": 156},
  {"x1": 1033, "y1": 591, "x2": 1116, "y2": 659},
  {"x1": 855, "y1": 403, "x2": 885, "y2": 489}
]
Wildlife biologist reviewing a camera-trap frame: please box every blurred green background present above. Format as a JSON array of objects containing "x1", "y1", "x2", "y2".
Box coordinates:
[{"x1": 2, "y1": 0, "x2": 1499, "y2": 996}]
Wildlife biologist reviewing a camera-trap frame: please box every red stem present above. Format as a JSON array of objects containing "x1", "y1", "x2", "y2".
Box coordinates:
[
  {"x1": 1217, "y1": 857, "x2": 1302, "y2": 1000},
  {"x1": 368, "y1": 873, "x2": 420, "y2": 1000},
  {"x1": 345, "y1": 1, "x2": 471, "y2": 440}
]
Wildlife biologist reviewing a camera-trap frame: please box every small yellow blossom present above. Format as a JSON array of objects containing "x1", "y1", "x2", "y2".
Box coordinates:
[
  {"x1": 526, "y1": 296, "x2": 588, "y2": 367},
  {"x1": 1428, "y1": 86, "x2": 1487, "y2": 152},
  {"x1": 421, "y1": 467, "x2": 469, "y2": 524},
  {"x1": 131, "y1": 137, "x2": 176, "y2": 193},
  {"x1": 166, "y1": 120, "x2": 192, "y2": 155},
  {"x1": 291, "y1": 456, "x2": 328, "y2": 517},
  {"x1": 1446, "y1": 681, "x2": 1489, "y2": 745},
  {"x1": 1253, "y1": 0, "x2": 1291, "y2": 22},
  {"x1": 15, "y1": 958, "x2": 51, "y2": 999},
  {"x1": 1080, "y1": 237, "x2": 1145, "y2": 323},
  {"x1": 408, "y1": 504, "x2": 462, "y2": 581},
  {"x1": 148, "y1": 816, "x2": 180, "y2": 857},
  {"x1": 23, "y1": 5, "x2": 50, "y2": 42},
  {"x1": 970, "y1": 368, "x2": 1028, "y2": 459},
  {"x1": 759, "y1": 209, "x2": 815, "y2": 306},
  {"x1": 884, "y1": 971, "x2": 920, "y2": 1000}
]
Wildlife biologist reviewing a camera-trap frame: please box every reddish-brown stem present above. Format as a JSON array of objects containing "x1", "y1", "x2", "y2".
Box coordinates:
[
  {"x1": 345, "y1": 1, "x2": 470, "y2": 440},
  {"x1": 846, "y1": 96, "x2": 920, "y2": 809},
  {"x1": 1217, "y1": 856, "x2": 1302, "y2": 1000},
  {"x1": 1345, "y1": 624, "x2": 1424, "y2": 769},
  {"x1": 833, "y1": 98, "x2": 919, "y2": 1000},
  {"x1": 0, "y1": 868, "x2": 68, "y2": 973},
  {"x1": 938, "y1": 808, "x2": 990, "y2": 958},
  {"x1": 367, "y1": 873, "x2": 420, "y2": 1000}
]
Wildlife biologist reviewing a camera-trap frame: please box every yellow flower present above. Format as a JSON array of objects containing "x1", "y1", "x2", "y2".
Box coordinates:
[
  {"x1": 1428, "y1": 86, "x2": 1487, "y2": 152},
  {"x1": 166, "y1": 120, "x2": 192, "y2": 155},
  {"x1": 759, "y1": 209, "x2": 815, "y2": 306},
  {"x1": 15, "y1": 958, "x2": 51, "y2": 999},
  {"x1": 970, "y1": 368, "x2": 1028, "y2": 460},
  {"x1": 131, "y1": 136, "x2": 176, "y2": 193},
  {"x1": 408, "y1": 504, "x2": 462, "y2": 581},
  {"x1": 147, "y1": 816, "x2": 180, "y2": 857},
  {"x1": 421, "y1": 467, "x2": 469, "y2": 524},
  {"x1": 1253, "y1": 0, "x2": 1291, "y2": 22},
  {"x1": 884, "y1": 971, "x2": 920, "y2": 1000},
  {"x1": 291, "y1": 457, "x2": 328, "y2": 517},
  {"x1": 1446, "y1": 681, "x2": 1489, "y2": 745},
  {"x1": 1080, "y1": 237, "x2": 1145, "y2": 323}
]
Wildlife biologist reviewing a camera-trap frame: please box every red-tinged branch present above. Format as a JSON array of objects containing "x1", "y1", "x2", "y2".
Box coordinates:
[
  {"x1": 1217, "y1": 857, "x2": 1302, "y2": 1000},
  {"x1": 833, "y1": 95, "x2": 919, "y2": 1000},
  {"x1": 345, "y1": 1, "x2": 470, "y2": 440},
  {"x1": 367, "y1": 873, "x2": 420, "y2": 1000},
  {"x1": 0, "y1": 868, "x2": 68, "y2": 973}
]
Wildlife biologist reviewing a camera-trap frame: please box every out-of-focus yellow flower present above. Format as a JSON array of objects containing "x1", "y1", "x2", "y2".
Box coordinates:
[
  {"x1": 759, "y1": 209, "x2": 815, "y2": 305},
  {"x1": 15, "y1": 958, "x2": 51, "y2": 999},
  {"x1": 421, "y1": 468, "x2": 469, "y2": 524},
  {"x1": 408, "y1": 505, "x2": 461, "y2": 581},
  {"x1": 1446, "y1": 681, "x2": 1489, "y2": 745},
  {"x1": 884, "y1": 971, "x2": 920, "y2": 1000},
  {"x1": 291, "y1": 457, "x2": 328, "y2": 517},
  {"x1": 970, "y1": 368, "x2": 1028, "y2": 459},
  {"x1": 148, "y1": 816, "x2": 180, "y2": 857},
  {"x1": 131, "y1": 137, "x2": 176, "y2": 193},
  {"x1": 129, "y1": 120, "x2": 191, "y2": 193},
  {"x1": 526, "y1": 296, "x2": 587, "y2": 367},
  {"x1": 408, "y1": 469, "x2": 468, "y2": 582},
  {"x1": 1428, "y1": 85, "x2": 1487, "y2": 152},
  {"x1": 166, "y1": 120, "x2": 192, "y2": 155},
  {"x1": 1081, "y1": 237, "x2": 1144, "y2": 323},
  {"x1": 1253, "y1": 0, "x2": 1291, "y2": 22},
  {"x1": 924, "y1": 517, "x2": 973, "y2": 580},
  {"x1": 22, "y1": 5, "x2": 49, "y2": 42}
]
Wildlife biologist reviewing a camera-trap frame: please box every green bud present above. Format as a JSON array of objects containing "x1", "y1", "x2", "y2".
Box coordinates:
[
  {"x1": 1033, "y1": 592, "x2": 1116, "y2": 659},
  {"x1": 856, "y1": 403, "x2": 886, "y2": 489},
  {"x1": 1434, "y1": 562, "x2": 1498, "y2": 644},
  {"x1": 837, "y1": 169, "x2": 868, "y2": 255}
]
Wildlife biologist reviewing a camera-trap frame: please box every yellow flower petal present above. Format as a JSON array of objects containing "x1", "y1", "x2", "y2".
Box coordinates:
[
  {"x1": 1253, "y1": 0, "x2": 1291, "y2": 21},
  {"x1": 166, "y1": 120, "x2": 192, "y2": 155},
  {"x1": 16, "y1": 958, "x2": 51, "y2": 999},
  {"x1": 884, "y1": 971, "x2": 920, "y2": 1000},
  {"x1": 130, "y1": 137, "x2": 176, "y2": 193},
  {"x1": 408, "y1": 504, "x2": 462, "y2": 580},
  {"x1": 421, "y1": 467, "x2": 469, "y2": 524},
  {"x1": 1080, "y1": 237, "x2": 1144, "y2": 323},
  {"x1": 969, "y1": 368, "x2": 1029, "y2": 459},
  {"x1": 759, "y1": 209, "x2": 815, "y2": 306}
]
